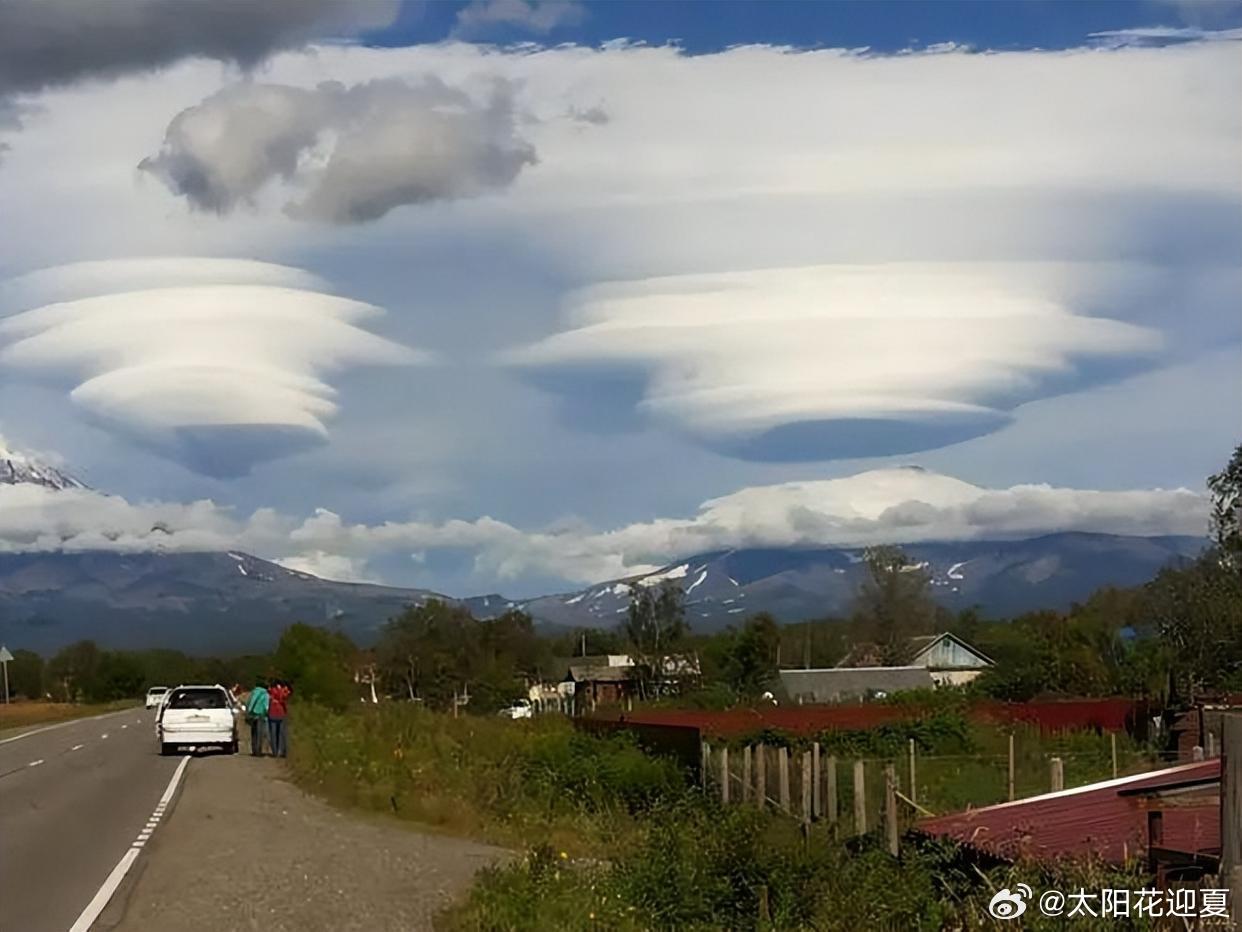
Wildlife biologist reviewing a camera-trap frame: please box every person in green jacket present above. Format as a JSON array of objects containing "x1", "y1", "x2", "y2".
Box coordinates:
[{"x1": 244, "y1": 678, "x2": 270, "y2": 756}]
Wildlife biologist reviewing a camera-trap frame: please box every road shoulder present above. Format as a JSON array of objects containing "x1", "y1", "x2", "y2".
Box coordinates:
[{"x1": 106, "y1": 752, "x2": 509, "y2": 932}]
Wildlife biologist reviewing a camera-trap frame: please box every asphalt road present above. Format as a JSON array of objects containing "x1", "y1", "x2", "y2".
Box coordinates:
[{"x1": 0, "y1": 708, "x2": 182, "y2": 932}]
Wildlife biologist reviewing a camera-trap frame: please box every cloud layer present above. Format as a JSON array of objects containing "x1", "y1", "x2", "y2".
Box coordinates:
[
  {"x1": 511, "y1": 263, "x2": 1163, "y2": 460},
  {"x1": 0, "y1": 0, "x2": 398, "y2": 129},
  {"x1": 0, "y1": 259, "x2": 422, "y2": 476},
  {"x1": 140, "y1": 77, "x2": 538, "y2": 223},
  {"x1": 454, "y1": 0, "x2": 586, "y2": 37},
  {"x1": 0, "y1": 466, "x2": 1207, "y2": 587}
]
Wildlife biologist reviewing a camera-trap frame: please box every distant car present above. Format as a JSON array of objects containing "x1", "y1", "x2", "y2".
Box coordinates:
[
  {"x1": 157, "y1": 684, "x2": 238, "y2": 755},
  {"x1": 145, "y1": 686, "x2": 169, "y2": 709},
  {"x1": 497, "y1": 699, "x2": 533, "y2": 720}
]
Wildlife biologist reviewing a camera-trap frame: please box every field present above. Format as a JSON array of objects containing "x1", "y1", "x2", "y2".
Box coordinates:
[{"x1": 0, "y1": 699, "x2": 139, "y2": 735}]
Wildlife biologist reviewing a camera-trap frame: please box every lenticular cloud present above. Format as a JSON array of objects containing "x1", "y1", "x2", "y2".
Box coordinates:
[
  {"x1": 510, "y1": 263, "x2": 1164, "y2": 461},
  {"x1": 0, "y1": 259, "x2": 422, "y2": 476}
]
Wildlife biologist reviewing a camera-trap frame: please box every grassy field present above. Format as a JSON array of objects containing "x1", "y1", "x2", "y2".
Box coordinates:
[
  {"x1": 0, "y1": 699, "x2": 139, "y2": 735},
  {"x1": 288, "y1": 703, "x2": 1168, "y2": 930}
]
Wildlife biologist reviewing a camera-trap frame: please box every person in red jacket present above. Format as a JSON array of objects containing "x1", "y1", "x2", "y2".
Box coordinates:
[{"x1": 267, "y1": 680, "x2": 292, "y2": 758}]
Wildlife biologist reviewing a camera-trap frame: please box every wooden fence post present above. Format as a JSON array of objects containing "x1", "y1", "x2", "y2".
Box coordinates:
[
  {"x1": 701, "y1": 740, "x2": 710, "y2": 789},
  {"x1": 1111, "y1": 732, "x2": 1118, "y2": 778},
  {"x1": 742, "y1": 745, "x2": 752, "y2": 803},
  {"x1": 1007, "y1": 732, "x2": 1015, "y2": 801},
  {"x1": 720, "y1": 746, "x2": 730, "y2": 804},
  {"x1": 853, "y1": 760, "x2": 866, "y2": 835},
  {"x1": 778, "y1": 747, "x2": 791, "y2": 813},
  {"x1": 801, "y1": 750, "x2": 812, "y2": 825},
  {"x1": 826, "y1": 755, "x2": 839, "y2": 827},
  {"x1": 1193, "y1": 745, "x2": 1205, "y2": 761},
  {"x1": 884, "y1": 763, "x2": 899, "y2": 856},
  {"x1": 908, "y1": 738, "x2": 917, "y2": 806},
  {"x1": 812, "y1": 742, "x2": 822, "y2": 819},
  {"x1": 755, "y1": 743, "x2": 767, "y2": 810},
  {"x1": 1050, "y1": 756, "x2": 1064, "y2": 792}
]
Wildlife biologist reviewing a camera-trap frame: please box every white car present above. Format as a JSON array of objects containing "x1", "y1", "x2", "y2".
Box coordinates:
[
  {"x1": 157, "y1": 684, "x2": 238, "y2": 755},
  {"x1": 145, "y1": 686, "x2": 169, "y2": 709},
  {"x1": 497, "y1": 699, "x2": 533, "y2": 720}
]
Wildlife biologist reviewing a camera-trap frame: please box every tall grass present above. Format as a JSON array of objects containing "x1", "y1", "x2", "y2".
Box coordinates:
[{"x1": 288, "y1": 703, "x2": 686, "y2": 853}]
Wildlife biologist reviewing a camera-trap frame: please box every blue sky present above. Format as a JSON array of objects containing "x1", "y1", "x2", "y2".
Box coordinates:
[
  {"x1": 0, "y1": 0, "x2": 1238, "y2": 596},
  {"x1": 371, "y1": 0, "x2": 1242, "y2": 52}
]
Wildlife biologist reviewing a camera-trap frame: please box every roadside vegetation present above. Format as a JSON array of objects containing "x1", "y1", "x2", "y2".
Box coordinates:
[{"x1": 0, "y1": 697, "x2": 137, "y2": 733}]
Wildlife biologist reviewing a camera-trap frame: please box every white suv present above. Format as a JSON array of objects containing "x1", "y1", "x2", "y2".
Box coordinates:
[
  {"x1": 157, "y1": 685, "x2": 238, "y2": 755},
  {"x1": 145, "y1": 686, "x2": 169, "y2": 709}
]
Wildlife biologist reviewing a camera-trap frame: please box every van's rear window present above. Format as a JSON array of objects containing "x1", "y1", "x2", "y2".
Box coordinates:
[{"x1": 167, "y1": 688, "x2": 227, "y2": 710}]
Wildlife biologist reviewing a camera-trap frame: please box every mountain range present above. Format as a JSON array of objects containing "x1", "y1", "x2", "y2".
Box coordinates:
[{"x1": 0, "y1": 445, "x2": 1205, "y2": 653}]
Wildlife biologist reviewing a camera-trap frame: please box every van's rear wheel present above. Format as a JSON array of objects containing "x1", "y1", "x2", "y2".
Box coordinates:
[
  {"x1": 228, "y1": 738, "x2": 239, "y2": 754},
  {"x1": 159, "y1": 743, "x2": 174, "y2": 756}
]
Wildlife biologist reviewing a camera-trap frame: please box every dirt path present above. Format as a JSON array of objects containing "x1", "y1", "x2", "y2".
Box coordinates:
[{"x1": 106, "y1": 752, "x2": 507, "y2": 932}]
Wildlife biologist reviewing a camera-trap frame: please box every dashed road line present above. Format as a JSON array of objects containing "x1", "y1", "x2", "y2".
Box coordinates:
[
  {"x1": 70, "y1": 743, "x2": 85, "y2": 751},
  {"x1": 27, "y1": 759, "x2": 43, "y2": 768},
  {"x1": 67, "y1": 754, "x2": 189, "y2": 932},
  {"x1": 100, "y1": 733, "x2": 109, "y2": 740},
  {"x1": 0, "y1": 708, "x2": 136, "y2": 746}
]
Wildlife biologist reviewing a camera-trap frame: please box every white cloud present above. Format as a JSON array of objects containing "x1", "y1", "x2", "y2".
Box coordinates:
[
  {"x1": 0, "y1": 259, "x2": 423, "y2": 476},
  {"x1": 509, "y1": 263, "x2": 1163, "y2": 459},
  {"x1": 454, "y1": 0, "x2": 585, "y2": 37},
  {"x1": 140, "y1": 77, "x2": 538, "y2": 223},
  {"x1": 0, "y1": 467, "x2": 1207, "y2": 589}
]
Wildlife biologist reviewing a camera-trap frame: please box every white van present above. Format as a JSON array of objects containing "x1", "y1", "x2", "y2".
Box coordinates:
[
  {"x1": 145, "y1": 686, "x2": 169, "y2": 709},
  {"x1": 157, "y1": 685, "x2": 238, "y2": 755}
]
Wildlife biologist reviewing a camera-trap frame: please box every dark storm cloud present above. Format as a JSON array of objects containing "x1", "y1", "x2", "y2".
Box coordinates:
[{"x1": 0, "y1": 0, "x2": 399, "y2": 119}]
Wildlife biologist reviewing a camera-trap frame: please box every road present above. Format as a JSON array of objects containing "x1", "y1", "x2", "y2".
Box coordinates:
[{"x1": 0, "y1": 708, "x2": 183, "y2": 932}]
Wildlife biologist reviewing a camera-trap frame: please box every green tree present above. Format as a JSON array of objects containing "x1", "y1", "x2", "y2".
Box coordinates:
[
  {"x1": 721, "y1": 613, "x2": 781, "y2": 697},
  {"x1": 850, "y1": 545, "x2": 936, "y2": 664},
  {"x1": 47, "y1": 640, "x2": 102, "y2": 702},
  {"x1": 1208, "y1": 441, "x2": 1242, "y2": 561},
  {"x1": 624, "y1": 583, "x2": 690, "y2": 699},
  {"x1": 377, "y1": 600, "x2": 487, "y2": 709},
  {"x1": 7, "y1": 649, "x2": 45, "y2": 699},
  {"x1": 273, "y1": 623, "x2": 358, "y2": 710}
]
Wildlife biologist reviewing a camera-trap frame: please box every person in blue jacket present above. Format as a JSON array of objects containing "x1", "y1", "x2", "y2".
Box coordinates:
[{"x1": 244, "y1": 678, "x2": 270, "y2": 756}]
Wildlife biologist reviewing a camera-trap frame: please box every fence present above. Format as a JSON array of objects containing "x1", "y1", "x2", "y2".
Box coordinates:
[{"x1": 699, "y1": 732, "x2": 1184, "y2": 852}]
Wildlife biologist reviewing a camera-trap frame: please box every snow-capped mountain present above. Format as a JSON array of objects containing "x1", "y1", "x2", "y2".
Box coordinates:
[
  {"x1": 0, "y1": 550, "x2": 451, "y2": 654},
  {"x1": 0, "y1": 441, "x2": 86, "y2": 491},
  {"x1": 471, "y1": 533, "x2": 1206, "y2": 630}
]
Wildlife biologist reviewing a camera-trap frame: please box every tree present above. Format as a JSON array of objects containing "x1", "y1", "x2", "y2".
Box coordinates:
[
  {"x1": 8, "y1": 649, "x2": 45, "y2": 699},
  {"x1": 850, "y1": 545, "x2": 936, "y2": 664},
  {"x1": 273, "y1": 623, "x2": 358, "y2": 710},
  {"x1": 624, "y1": 583, "x2": 690, "y2": 698},
  {"x1": 1208, "y1": 441, "x2": 1242, "y2": 562},
  {"x1": 47, "y1": 640, "x2": 101, "y2": 702},
  {"x1": 721, "y1": 613, "x2": 781, "y2": 697}
]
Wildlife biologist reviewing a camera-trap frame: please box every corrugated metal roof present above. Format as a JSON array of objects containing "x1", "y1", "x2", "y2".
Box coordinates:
[{"x1": 917, "y1": 760, "x2": 1220, "y2": 864}]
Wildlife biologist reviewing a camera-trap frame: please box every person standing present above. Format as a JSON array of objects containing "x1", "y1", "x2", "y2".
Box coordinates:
[
  {"x1": 244, "y1": 678, "x2": 269, "y2": 756},
  {"x1": 267, "y1": 680, "x2": 292, "y2": 758}
]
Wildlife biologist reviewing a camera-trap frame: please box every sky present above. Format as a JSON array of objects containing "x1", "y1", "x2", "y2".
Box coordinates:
[{"x1": 0, "y1": 0, "x2": 1239, "y2": 596}]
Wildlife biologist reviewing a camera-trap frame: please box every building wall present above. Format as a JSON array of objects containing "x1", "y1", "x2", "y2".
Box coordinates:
[
  {"x1": 917, "y1": 637, "x2": 990, "y2": 670},
  {"x1": 929, "y1": 669, "x2": 984, "y2": 688}
]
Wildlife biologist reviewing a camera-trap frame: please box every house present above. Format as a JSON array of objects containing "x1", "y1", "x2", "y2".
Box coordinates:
[
  {"x1": 552, "y1": 652, "x2": 702, "y2": 713},
  {"x1": 780, "y1": 632, "x2": 993, "y2": 703},
  {"x1": 836, "y1": 632, "x2": 993, "y2": 685}
]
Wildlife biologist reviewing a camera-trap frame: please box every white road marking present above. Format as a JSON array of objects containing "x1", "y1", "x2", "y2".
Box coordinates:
[
  {"x1": 100, "y1": 734, "x2": 108, "y2": 740},
  {"x1": 0, "y1": 708, "x2": 137, "y2": 746},
  {"x1": 27, "y1": 759, "x2": 43, "y2": 768},
  {"x1": 120, "y1": 724, "x2": 128, "y2": 730},
  {"x1": 70, "y1": 744, "x2": 85, "y2": 751},
  {"x1": 67, "y1": 755, "x2": 189, "y2": 932}
]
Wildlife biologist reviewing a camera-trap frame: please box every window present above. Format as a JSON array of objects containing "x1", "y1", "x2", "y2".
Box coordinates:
[{"x1": 166, "y1": 688, "x2": 227, "y2": 710}]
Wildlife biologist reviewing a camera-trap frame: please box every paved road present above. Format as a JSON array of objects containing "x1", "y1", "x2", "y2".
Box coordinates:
[{"x1": 0, "y1": 709, "x2": 182, "y2": 932}]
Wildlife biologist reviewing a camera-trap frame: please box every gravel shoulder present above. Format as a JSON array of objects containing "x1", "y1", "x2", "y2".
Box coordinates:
[{"x1": 107, "y1": 752, "x2": 508, "y2": 932}]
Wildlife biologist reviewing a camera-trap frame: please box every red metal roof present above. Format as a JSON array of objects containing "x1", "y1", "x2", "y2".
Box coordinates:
[{"x1": 917, "y1": 760, "x2": 1220, "y2": 864}]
